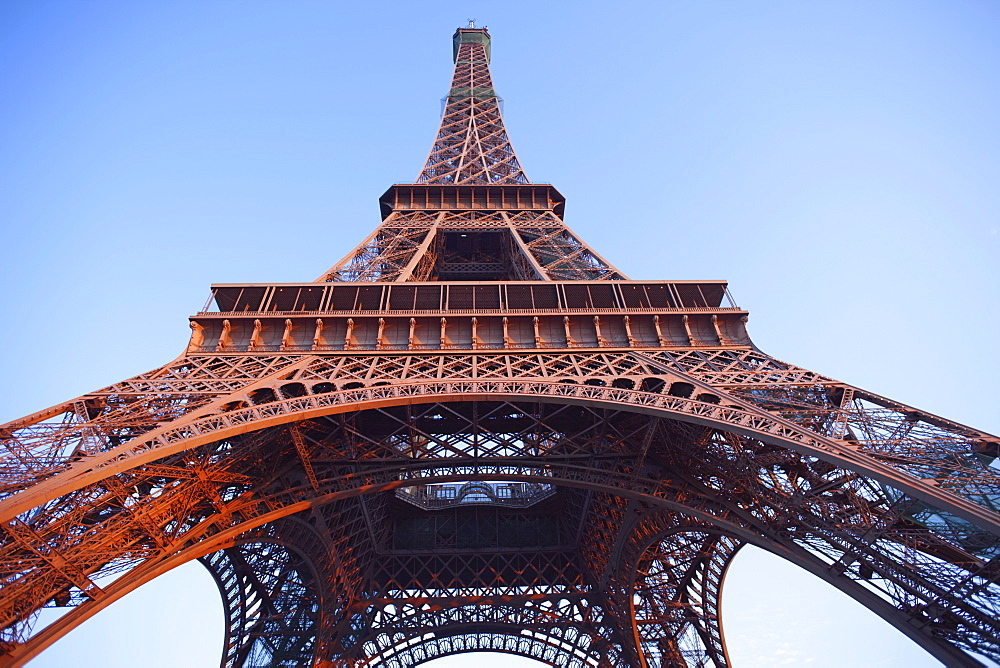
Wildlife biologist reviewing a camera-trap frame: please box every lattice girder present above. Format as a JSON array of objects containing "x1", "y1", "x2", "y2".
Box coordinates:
[
  {"x1": 319, "y1": 28, "x2": 625, "y2": 283},
  {"x1": 417, "y1": 30, "x2": 526, "y2": 186},
  {"x1": 4, "y1": 25, "x2": 1000, "y2": 668},
  {"x1": 630, "y1": 530, "x2": 741, "y2": 668},
  {"x1": 2, "y1": 383, "x2": 998, "y2": 666},
  {"x1": 345, "y1": 591, "x2": 626, "y2": 666},
  {"x1": 320, "y1": 209, "x2": 625, "y2": 283},
  {"x1": 4, "y1": 351, "x2": 995, "y2": 537},
  {"x1": 203, "y1": 538, "x2": 321, "y2": 667}
]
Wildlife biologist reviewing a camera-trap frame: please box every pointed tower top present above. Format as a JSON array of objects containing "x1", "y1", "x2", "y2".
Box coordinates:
[
  {"x1": 319, "y1": 28, "x2": 626, "y2": 282},
  {"x1": 418, "y1": 27, "x2": 526, "y2": 185}
]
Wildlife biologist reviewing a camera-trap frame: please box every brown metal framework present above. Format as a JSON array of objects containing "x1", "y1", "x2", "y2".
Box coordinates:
[{"x1": 2, "y1": 26, "x2": 999, "y2": 668}]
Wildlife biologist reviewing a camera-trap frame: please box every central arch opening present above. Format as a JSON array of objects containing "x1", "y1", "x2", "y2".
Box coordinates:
[
  {"x1": 28, "y1": 397, "x2": 985, "y2": 667},
  {"x1": 423, "y1": 655, "x2": 547, "y2": 667}
]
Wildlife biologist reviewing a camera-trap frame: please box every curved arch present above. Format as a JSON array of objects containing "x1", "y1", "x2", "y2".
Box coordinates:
[
  {"x1": 202, "y1": 543, "x2": 318, "y2": 667},
  {"x1": 361, "y1": 616, "x2": 617, "y2": 667},
  {"x1": 1, "y1": 454, "x2": 762, "y2": 667},
  {"x1": 627, "y1": 528, "x2": 742, "y2": 668},
  {"x1": 390, "y1": 629, "x2": 609, "y2": 667},
  {"x1": 200, "y1": 516, "x2": 327, "y2": 668},
  {"x1": 625, "y1": 521, "x2": 987, "y2": 668},
  {"x1": 7, "y1": 451, "x2": 989, "y2": 668},
  {"x1": 4, "y1": 381, "x2": 997, "y2": 538}
]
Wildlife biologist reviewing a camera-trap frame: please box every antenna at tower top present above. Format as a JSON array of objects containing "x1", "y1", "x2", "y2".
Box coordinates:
[{"x1": 467, "y1": 19, "x2": 476, "y2": 28}]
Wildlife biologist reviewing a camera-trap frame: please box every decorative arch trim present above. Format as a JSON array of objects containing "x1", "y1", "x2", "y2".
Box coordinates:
[
  {"x1": 5, "y1": 465, "x2": 982, "y2": 668},
  {"x1": 4, "y1": 381, "x2": 997, "y2": 535}
]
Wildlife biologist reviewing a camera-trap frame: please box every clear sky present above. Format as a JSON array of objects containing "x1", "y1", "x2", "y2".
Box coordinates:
[{"x1": 2, "y1": 1, "x2": 998, "y2": 666}]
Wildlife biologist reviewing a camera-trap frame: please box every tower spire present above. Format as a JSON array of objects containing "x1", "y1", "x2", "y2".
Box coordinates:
[
  {"x1": 319, "y1": 28, "x2": 624, "y2": 282},
  {"x1": 1, "y1": 25, "x2": 999, "y2": 668},
  {"x1": 417, "y1": 27, "x2": 528, "y2": 184}
]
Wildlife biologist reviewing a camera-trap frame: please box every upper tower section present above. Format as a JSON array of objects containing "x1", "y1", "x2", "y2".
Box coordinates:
[
  {"x1": 416, "y1": 28, "x2": 528, "y2": 185},
  {"x1": 195, "y1": 28, "x2": 749, "y2": 350},
  {"x1": 317, "y1": 27, "x2": 626, "y2": 283}
]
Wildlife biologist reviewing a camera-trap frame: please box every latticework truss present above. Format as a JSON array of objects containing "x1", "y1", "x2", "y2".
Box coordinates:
[
  {"x1": 320, "y1": 28, "x2": 623, "y2": 284},
  {"x1": 417, "y1": 29, "x2": 527, "y2": 185},
  {"x1": 2, "y1": 25, "x2": 999, "y2": 668}
]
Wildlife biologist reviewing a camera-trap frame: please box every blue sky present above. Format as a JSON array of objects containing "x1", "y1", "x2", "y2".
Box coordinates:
[{"x1": 2, "y1": 1, "x2": 998, "y2": 666}]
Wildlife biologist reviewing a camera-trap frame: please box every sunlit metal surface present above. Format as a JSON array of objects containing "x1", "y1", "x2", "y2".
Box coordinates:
[{"x1": 1, "y1": 26, "x2": 998, "y2": 668}]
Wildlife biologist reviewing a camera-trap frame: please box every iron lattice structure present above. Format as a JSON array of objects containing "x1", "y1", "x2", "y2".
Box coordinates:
[{"x1": 1, "y1": 26, "x2": 999, "y2": 668}]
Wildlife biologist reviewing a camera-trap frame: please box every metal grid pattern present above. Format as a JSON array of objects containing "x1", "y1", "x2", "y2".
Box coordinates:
[
  {"x1": 1, "y1": 25, "x2": 999, "y2": 668},
  {"x1": 319, "y1": 210, "x2": 625, "y2": 283},
  {"x1": 416, "y1": 32, "x2": 527, "y2": 185},
  {"x1": 319, "y1": 28, "x2": 624, "y2": 283},
  {"x1": 2, "y1": 363, "x2": 998, "y2": 665}
]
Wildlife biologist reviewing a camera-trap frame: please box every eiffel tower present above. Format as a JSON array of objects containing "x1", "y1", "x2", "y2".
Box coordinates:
[{"x1": 2, "y1": 25, "x2": 999, "y2": 668}]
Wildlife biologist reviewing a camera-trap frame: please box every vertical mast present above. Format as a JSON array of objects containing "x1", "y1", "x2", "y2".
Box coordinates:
[
  {"x1": 319, "y1": 28, "x2": 624, "y2": 282},
  {"x1": 418, "y1": 28, "x2": 528, "y2": 184}
]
